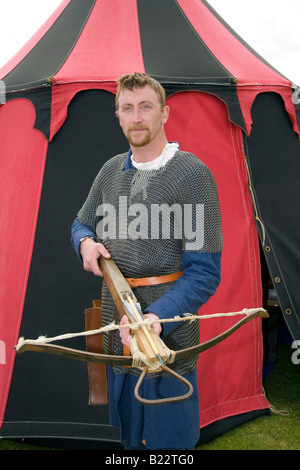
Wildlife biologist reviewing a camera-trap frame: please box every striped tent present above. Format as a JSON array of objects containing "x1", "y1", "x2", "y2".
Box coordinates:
[{"x1": 0, "y1": 0, "x2": 299, "y2": 446}]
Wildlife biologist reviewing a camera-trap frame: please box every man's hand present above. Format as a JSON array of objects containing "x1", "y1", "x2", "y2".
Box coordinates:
[
  {"x1": 80, "y1": 238, "x2": 111, "y2": 276},
  {"x1": 119, "y1": 313, "x2": 162, "y2": 348}
]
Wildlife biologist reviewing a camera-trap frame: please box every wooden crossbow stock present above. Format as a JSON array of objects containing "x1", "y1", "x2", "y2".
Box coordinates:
[{"x1": 15, "y1": 257, "x2": 269, "y2": 405}]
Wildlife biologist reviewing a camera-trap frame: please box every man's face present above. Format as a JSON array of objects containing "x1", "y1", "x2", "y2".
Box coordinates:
[{"x1": 117, "y1": 85, "x2": 169, "y2": 148}]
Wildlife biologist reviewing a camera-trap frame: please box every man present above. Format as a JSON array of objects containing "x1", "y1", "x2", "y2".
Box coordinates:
[{"x1": 71, "y1": 73, "x2": 223, "y2": 450}]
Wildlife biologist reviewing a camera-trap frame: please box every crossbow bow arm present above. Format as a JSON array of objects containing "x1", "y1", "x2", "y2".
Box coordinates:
[
  {"x1": 15, "y1": 341, "x2": 133, "y2": 366},
  {"x1": 16, "y1": 307, "x2": 268, "y2": 366},
  {"x1": 171, "y1": 308, "x2": 269, "y2": 361},
  {"x1": 15, "y1": 255, "x2": 269, "y2": 405}
]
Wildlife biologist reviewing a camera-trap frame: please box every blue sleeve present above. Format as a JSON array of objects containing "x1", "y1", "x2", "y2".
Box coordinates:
[
  {"x1": 71, "y1": 217, "x2": 97, "y2": 261},
  {"x1": 144, "y1": 251, "x2": 222, "y2": 337}
]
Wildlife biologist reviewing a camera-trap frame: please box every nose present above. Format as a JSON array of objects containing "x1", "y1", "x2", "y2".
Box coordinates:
[{"x1": 131, "y1": 106, "x2": 142, "y2": 123}]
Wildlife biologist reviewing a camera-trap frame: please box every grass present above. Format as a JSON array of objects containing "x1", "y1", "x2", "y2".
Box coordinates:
[
  {"x1": 0, "y1": 343, "x2": 299, "y2": 450},
  {"x1": 198, "y1": 342, "x2": 300, "y2": 450}
]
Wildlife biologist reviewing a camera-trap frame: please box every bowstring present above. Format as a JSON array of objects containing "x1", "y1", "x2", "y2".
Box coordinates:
[{"x1": 15, "y1": 308, "x2": 265, "y2": 350}]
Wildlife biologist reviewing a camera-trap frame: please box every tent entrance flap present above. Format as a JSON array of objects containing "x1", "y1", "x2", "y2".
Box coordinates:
[{"x1": 245, "y1": 92, "x2": 300, "y2": 340}]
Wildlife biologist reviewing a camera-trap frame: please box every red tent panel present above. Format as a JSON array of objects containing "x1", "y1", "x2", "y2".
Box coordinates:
[
  {"x1": 55, "y1": 0, "x2": 145, "y2": 83},
  {"x1": 165, "y1": 91, "x2": 269, "y2": 426},
  {"x1": 178, "y1": 0, "x2": 286, "y2": 84},
  {"x1": 0, "y1": 100, "x2": 48, "y2": 426}
]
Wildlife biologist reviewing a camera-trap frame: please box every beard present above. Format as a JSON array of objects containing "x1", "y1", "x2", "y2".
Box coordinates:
[{"x1": 126, "y1": 125, "x2": 151, "y2": 147}]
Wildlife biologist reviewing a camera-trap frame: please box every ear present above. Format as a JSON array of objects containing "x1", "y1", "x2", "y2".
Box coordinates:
[{"x1": 162, "y1": 105, "x2": 170, "y2": 124}]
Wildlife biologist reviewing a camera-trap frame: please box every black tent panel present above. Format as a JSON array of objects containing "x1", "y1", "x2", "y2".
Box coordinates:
[
  {"x1": 3, "y1": 0, "x2": 96, "y2": 91},
  {"x1": 138, "y1": 0, "x2": 231, "y2": 83},
  {"x1": 138, "y1": 0, "x2": 246, "y2": 130},
  {"x1": 246, "y1": 93, "x2": 300, "y2": 339}
]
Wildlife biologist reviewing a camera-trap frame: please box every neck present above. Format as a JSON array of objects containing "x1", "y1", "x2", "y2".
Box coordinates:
[{"x1": 131, "y1": 137, "x2": 168, "y2": 163}]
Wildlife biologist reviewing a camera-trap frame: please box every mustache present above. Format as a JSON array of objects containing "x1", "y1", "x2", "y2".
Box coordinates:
[{"x1": 128, "y1": 125, "x2": 149, "y2": 131}]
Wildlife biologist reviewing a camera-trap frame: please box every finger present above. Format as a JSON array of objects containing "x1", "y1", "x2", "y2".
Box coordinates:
[
  {"x1": 98, "y1": 244, "x2": 111, "y2": 258},
  {"x1": 91, "y1": 258, "x2": 103, "y2": 276},
  {"x1": 120, "y1": 315, "x2": 129, "y2": 325},
  {"x1": 119, "y1": 316, "x2": 132, "y2": 347},
  {"x1": 87, "y1": 251, "x2": 103, "y2": 276},
  {"x1": 121, "y1": 334, "x2": 132, "y2": 348},
  {"x1": 144, "y1": 313, "x2": 162, "y2": 336}
]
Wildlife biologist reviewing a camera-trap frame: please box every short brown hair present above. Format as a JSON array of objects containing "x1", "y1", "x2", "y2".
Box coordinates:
[{"x1": 115, "y1": 73, "x2": 166, "y2": 111}]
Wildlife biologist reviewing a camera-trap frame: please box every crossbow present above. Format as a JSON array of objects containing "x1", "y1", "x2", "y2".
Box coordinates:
[{"x1": 16, "y1": 257, "x2": 269, "y2": 405}]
